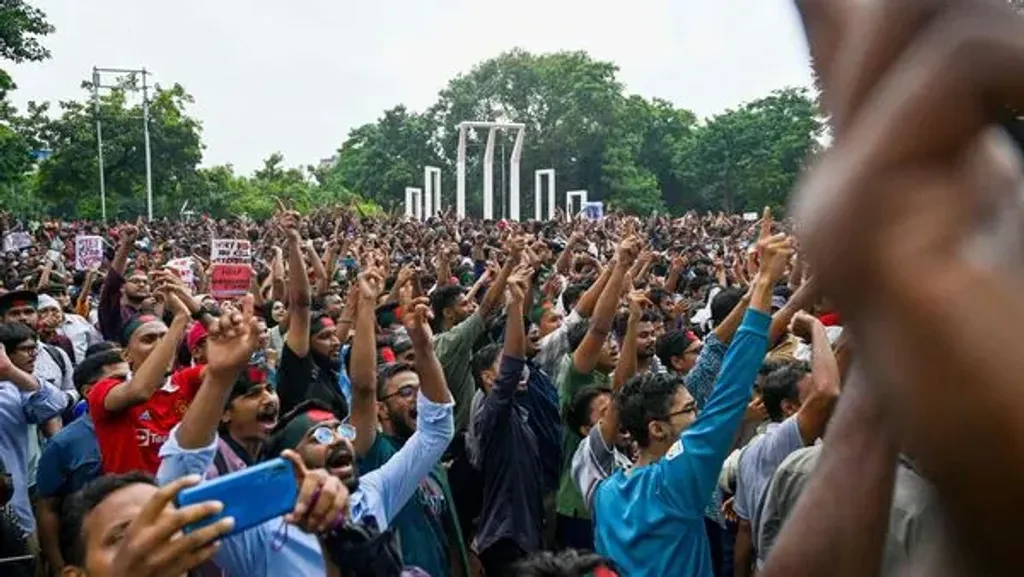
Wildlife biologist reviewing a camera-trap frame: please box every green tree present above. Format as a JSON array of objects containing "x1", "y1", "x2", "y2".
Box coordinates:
[
  {"x1": 33, "y1": 77, "x2": 204, "y2": 219},
  {"x1": 428, "y1": 49, "x2": 625, "y2": 216},
  {"x1": 675, "y1": 87, "x2": 823, "y2": 214},
  {"x1": 0, "y1": 0, "x2": 53, "y2": 103},
  {"x1": 327, "y1": 105, "x2": 441, "y2": 212}
]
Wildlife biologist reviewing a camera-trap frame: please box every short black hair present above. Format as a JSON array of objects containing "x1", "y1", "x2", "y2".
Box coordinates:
[
  {"x1": 376, "y1": 362, "x2": 416, "y2": 400},
  {"x1": 0, "y1": 321, "x2": 35, "y2": 349},
  {"x1": 60, "y1": 472, "x2": 156, "y2": 567},
  {"x1": 72, "y1": 350, "x2": 125, "y2": 395},
  {"x1": 430, "y1": 285, "x2": 465, "y2": 330},
  {"x1": 613, "y1": 308, "x2": 659, "y2": 338},
  {"x1": 563, "y1": 385, "x2": 613, "y2": 436},
  {"x1": 561, "y1": 284, "x2": 587, "y2": 312},
  {"x1": 761, "y1": 361, "x2": 810, "y2": 422},
  {"x1": 85, "y1": 341, "x2": 119, "y2": 357},
  {"x1": 616, "y1": 372, "x2": 688, "y2": 448},
  {"x1": 710, "y1": 287, "x2": 745, "y2": 328},
  {"x1": 471, "y1": 342, "x2": 502, "y2": 390},
  {"x1": 655, "y1": 330, "x2": 695, "y2": 371},
  {"x1": 511, "y1": 549, "x2": 620, "y2": 577}
]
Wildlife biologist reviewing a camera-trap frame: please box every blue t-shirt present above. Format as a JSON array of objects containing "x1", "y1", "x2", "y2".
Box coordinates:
[
  {"x1": 35, "y1": 414, "x2": 103, "y2": 499},
  {"x1": 592, "y1": 310, "x2": 770, "y2": 577}
]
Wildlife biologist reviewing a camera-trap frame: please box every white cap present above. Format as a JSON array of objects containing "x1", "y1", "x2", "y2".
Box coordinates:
[{"x1": 38, "y1": 294, "x2": 61, "y2": 311}]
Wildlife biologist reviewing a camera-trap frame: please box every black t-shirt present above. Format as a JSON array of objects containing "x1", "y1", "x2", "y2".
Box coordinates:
[{"x1": 277, "y1": 343, "x2": 349, "y2": 419}]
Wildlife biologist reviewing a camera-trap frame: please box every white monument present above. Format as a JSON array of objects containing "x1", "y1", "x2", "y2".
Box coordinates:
[
  {"x1": 405, "y1": 187, "x2": 422, "y2": 220},
  {"x1": 566, "y1": 190, "x2": 588, "y2": 220},
  {"x1": 424, "y1": 166, "x2": 441, "y2": 217},
  {"x1": 456, "y1": 121, "x2": 526, "y2": 221},
  {"x1": 534, "y1": 169, "x2": 556, "y2": 221}
]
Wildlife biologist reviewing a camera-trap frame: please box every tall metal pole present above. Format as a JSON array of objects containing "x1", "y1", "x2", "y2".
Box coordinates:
[
  {"x1": 92, "y1": 68, "x2": 107, "y2": 224},
  {"x1": 141, "y1": 68, "x2": 154, "y2": 221}
]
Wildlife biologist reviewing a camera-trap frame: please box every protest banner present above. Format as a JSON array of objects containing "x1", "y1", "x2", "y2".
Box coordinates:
[
  {"x1": 211, "y1": 239, "x2": 252, "y2": 264},
  {"x1": 2, "y1": 231, "x2": 32, "y2": 253},
  {"x1": 74, "y1": 236, "x2": 104, "y2": 271},
  {"x1": 211, "y1": 264, "x2": 252, "y2": 298}
]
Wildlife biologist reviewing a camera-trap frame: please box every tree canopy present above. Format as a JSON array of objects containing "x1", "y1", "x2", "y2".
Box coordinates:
[{"x1": 1, "y1": 1, "x2": 828, "y2": 220}]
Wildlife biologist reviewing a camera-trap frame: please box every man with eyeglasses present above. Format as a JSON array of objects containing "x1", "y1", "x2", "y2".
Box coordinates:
[
  {"x1": 0, "y1": 321, "x2": 68, "y2": 566},
  {"x1": 98, "y1": 225, "x2": 152, "y2": 342},
  {"x1": 354, "y1": 362, "x2": 471, "y2": 577},
  {"x1": 157, "y1": 288, "x2": 455, "y2": 576}
]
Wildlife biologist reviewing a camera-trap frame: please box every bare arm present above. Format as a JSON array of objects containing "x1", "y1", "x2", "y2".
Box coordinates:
[
  {"x1": 791, "y1": 312, "x2": 842, "y2": 444},
  {"x1": 350, "y1": 271, "x2": 382, "y2": 456},
  {"x1": 282, "y1": 216, "x2": 312, "y2": 357},
  {"x1": 103, "y1": 312, "x2": 188, "y2": 412}
]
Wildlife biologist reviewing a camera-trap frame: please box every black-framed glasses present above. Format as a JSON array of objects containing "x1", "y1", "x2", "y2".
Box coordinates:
[
  {"x1": 380, "y1": 385, "x2": 418, "y2": 402},
  {"x1": 310, "y1": 423, "x2": 357, "y2": 445},
  {"x1": 663, "y1": 403, "x2": 698, "y2": 421}
]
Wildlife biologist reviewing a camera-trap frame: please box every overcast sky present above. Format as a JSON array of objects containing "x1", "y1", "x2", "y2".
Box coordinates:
[{"x1": 8, "y1": 0, "x2": 812, "y2": 174}]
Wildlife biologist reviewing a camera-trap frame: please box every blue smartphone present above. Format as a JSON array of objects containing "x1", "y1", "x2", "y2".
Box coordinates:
[{"x1": 175, "y1": 457, "x2": 299, "y2": 537}]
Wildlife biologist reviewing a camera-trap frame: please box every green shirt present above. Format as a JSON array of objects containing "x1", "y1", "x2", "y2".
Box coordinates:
[
  {"x1": 555, "y1": 354, "x2": 610, "y2": 519},
  {"x1": 433, "y1": 312, "x2": 487, "y2": 431},
  {"x1": 358, "y1": 433, "x2": 469, "y2": 577}
]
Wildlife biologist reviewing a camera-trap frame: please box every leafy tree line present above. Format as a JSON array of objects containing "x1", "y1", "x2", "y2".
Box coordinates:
[{"x1": 1, "y1": 0, "x2": 835, "y2": 220}]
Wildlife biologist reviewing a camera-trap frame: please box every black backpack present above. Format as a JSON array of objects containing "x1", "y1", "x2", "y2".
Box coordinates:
[{"x1": 320, "y1": 516, "x2": 404, "y2": 577}]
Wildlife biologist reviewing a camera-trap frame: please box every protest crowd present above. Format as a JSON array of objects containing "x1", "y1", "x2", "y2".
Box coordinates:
[{"x1": 3, "y1": 0, "x2": 1024, "y2": 575}]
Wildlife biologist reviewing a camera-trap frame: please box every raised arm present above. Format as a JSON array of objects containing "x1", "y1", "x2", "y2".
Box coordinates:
[
  {"x1": 573, "y1": 237, "x2": 638, "y2": 374},
  {"x1": 789, "y1": 311, "x2": 841, "y2": 444},
  {"x1": 350, "y1": 270, "x2": 383, "y2": 456},
  {"x1": 281, "y1": 210, "x2": 312, "y2": 357},
  {"x1": 99, "y1": 296, "x2": 189, "y2": 413},
  {"x1": 172, "y1": 296, "x2": 261, "y2": 450}
]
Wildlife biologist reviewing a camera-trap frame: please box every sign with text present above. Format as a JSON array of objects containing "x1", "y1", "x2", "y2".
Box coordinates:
[
  {"x1": 582, "y1": 201, "x2": 604, "y2": 221},
  {"x1": 165, "y1": 257, "x2": 195, "y2": 289},
  {"x1": 2, "y1": 232, "x2": 32, "y2": 253},
  {"x1": 211, "y1": 239, "x2": 252, "y2": 265},
  {"x1": 211, "y1": 264, "x2": 252, "y2": 299},
  {"x1": 74, "y1": 236, "x2": 104, "y2": 271}
]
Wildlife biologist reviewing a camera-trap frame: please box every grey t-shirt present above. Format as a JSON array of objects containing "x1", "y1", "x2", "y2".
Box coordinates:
[
  {"x1": 756, "y1": 445, "x2": 939, "y2": 577},
  {"x1": 734, "y1": 416, "x2": 805, "y2": 529}
]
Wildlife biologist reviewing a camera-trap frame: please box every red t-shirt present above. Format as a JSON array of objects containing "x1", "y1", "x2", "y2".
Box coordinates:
[{"x1": 89, "y1": 365, "x2": 205, "y2": 474}]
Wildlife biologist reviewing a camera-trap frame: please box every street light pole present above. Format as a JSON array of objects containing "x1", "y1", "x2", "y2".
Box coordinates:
[
  {"x1": 141, "y1": 68, "x2": 154, "y2": 221},
  {"x1": 91, "y1": 67, "x2": 107, "y2": 224},
  {"x1": 92, "y1": 66, "x2": 155, "y2": 221}
]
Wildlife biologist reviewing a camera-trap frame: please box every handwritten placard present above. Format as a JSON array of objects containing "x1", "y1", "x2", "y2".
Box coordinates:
[
  {"x1": 2, "y1": 232, "x2": 32, "y2": 252},
  {"x1": 165, "y1": 257, "x2": 195, "y2": 289},
  {"x1": 74, "y1": 236, "x2": 104, "y2": 271},
  {"x1": 211, "y1": 239, "x2": 252, "y2": 265},
  {"x1": 211, "y1": 264, "x2": 252, "y2": 299}
]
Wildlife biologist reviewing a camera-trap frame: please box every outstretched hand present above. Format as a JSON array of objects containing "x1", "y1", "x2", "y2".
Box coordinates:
[
  {"x1": 106, "y1": 475, "x2": 234, "y2": 577},
  {"x1": 205, "y1": 294, "x2": 260, "y2": 376}
]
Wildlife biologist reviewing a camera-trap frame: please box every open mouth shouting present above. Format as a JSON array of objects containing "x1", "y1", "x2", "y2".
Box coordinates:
[
  {"x1": 256, "y1": 402, "x2": 280, "y2": 434},
  {"x1": 326, "y1": 445, "x2": 356, "y2": 482}
]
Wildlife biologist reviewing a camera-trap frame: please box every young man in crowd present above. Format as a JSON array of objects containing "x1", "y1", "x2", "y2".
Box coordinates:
[
  {"x1": 579, "y1": 225, "x2": 791, "y2": 576},
  {"x1": 88, "y1": 280, "x2": 208, "y2": 475},
  {"x1": 0, "y1": 322, "x2": 68, "y2": 563},
  {"x1": 35, "y1": 349, "x2": 126, "y2": 574},
  {"x1": 732, "y1": 310, "x2": 841, "y2": 577}
]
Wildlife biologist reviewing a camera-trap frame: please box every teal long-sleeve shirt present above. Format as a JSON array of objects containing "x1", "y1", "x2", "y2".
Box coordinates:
[{"x1": 591, "y1": 309, "x2": 770, "y2": 577}]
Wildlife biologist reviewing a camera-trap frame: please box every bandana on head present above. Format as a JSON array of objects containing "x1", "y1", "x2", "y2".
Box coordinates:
[
  {"x1": 0, "y1": 290, "x2": 38, "y2": 315},
  {"x1": 120, "y1": 314, "x2": 160, "y2": 345},
  {"x1": 529, "y1": 300, "x2": 554, "y2": 325},
  {"x1": 269, "y1": 408, "x2": 337, "y2": 454},
  {"x1": 310, "y1": 314, "x2": 335, "y2": 336},
  {"x1": 225, "y1": 364, "x2": 270, "y2": 408}
]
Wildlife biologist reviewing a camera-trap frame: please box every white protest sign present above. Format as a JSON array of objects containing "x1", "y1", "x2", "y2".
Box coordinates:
[
  {"x1": 582, "y1": 201, "x2": 604, "y2": 221},
  {"x1": 742, "y1": 212, "x2": 759, "y2": 222},
  {"x1": 165, "y1": 257, "x2": 195, "y2": 289},
  {"x1": 211, "y1": 239, "x2": 252, "y2": 264},
  {"x1": 74, "y1": 236, "x2": 104, "y2": 271},
  {"x1": 2, "y1": 231, "x2": 32, "y2": 253}
]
